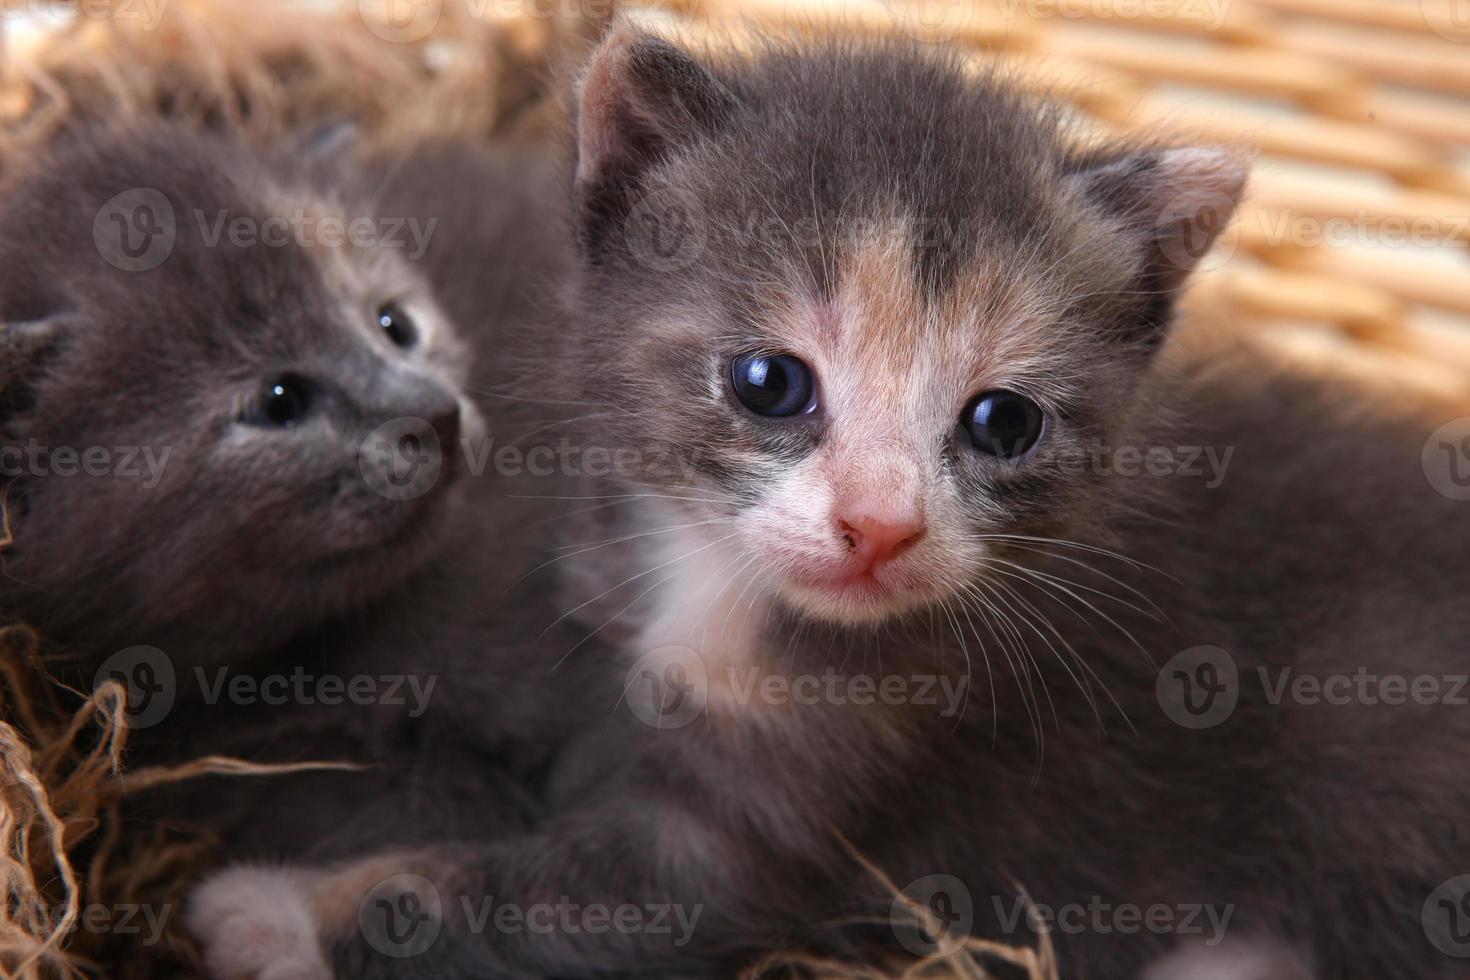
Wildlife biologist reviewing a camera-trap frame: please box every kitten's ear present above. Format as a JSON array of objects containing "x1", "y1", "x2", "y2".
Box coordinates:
[
  {"x1": 0, "y1": 318, "x2": 64, "y2": 421},
  {"x1": 1068, "y1": 146, "x2": 1249, "y2": 293},
  {"x1": 573, "y1": 26, "x2": 739, "y2": 216}
]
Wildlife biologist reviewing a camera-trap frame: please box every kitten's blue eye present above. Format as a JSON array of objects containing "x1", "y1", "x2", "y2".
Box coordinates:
[
  {"x1": 378, "y1": 303, "x2": 417, "y2": 349},
  {"x1": 961, "y1": 390, "x2": 1044, "y2": 458},
  {"x1": 730, "y1": 353, "x2": 816, "y2": 417},
  {"x1": 253, "y1": 376, "x2": 313, "y2": 428}
]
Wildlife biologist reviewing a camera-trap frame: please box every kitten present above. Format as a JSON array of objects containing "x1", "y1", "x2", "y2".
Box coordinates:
[
  {"x1": 0, "y1": 121, "x2": 476, "y2": 657},
  {"x1": 191, "y1": 27, "x2": 1470, "y2": 980},
  {"x1": 0, "y1": 121, "x2": 606, "y2": 876}
]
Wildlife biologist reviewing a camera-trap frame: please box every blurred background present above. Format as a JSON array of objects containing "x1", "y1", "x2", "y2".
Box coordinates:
[
  {"x1": 5, "y1": 0, "x2": 1470, "y2": 385},
  {"x1": 9, "y1": 0, "x2": 1470, "y2": 371}
]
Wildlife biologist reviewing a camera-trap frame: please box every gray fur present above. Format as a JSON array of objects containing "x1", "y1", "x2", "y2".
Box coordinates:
[
  {"x1": 14, "y1": 33, "x2": 1467, "y2": 980},
  {"x1": 311, "y1": 31, "x2": 1470, "y2": 980},
  {"x1": 0, "y1": 124, "x2": 602, "y2": 971}
]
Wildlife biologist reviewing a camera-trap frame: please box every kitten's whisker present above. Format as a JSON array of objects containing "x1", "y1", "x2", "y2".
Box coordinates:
[
  {"x1": 507, "y1": 492, "x2": 731, "y2": 505},
  {"x1": 984, "y1": 556, "x2": 1155, "y2": 620},
  {"x1": 608, "y1": 478, "x2": 738, "y2": 502},
  {"x1": 554, "y1": 568, "x2": 685, "y2": 674},
  {"x1": 539, "y1": 532, "x2": 739, "y2": 641},
  {"x1": 697, "y1": 551, "x2": 759, "y2": 652},
  {"x1": 987, "y1": 563, "x2": 1155, "y2": 668},
  {"x1": 523, "y1": 496, "x2": 654, "y2": 528},
  {"x1": 986, "y1": 575, "x2": 1104, "y2": 700},
  {"x1": 721, "y1": 547, "x2": 772, "y2": 643},
  {"x1": 513, "y1": 519, "x2": 730, "y2": 587},
  {"x1": 971, "y1": 579, "x2": 1101, "y2": 735},
  {"x1": 979, "y1": 533, "x2": 1178, "y2": 582},
  {"x1": 972, "y1": 584, "x2": 1058, "y2": 738},
  {"x1": 468, "y1": 386, "x2": 636, "y2": 417},
  {"x1": 979, "y1": 563, "x2": 1097, "y2": 636},
  {"x1": 939, "y1": 599, "x2": 991, "y2": 739},
  {"x1": 550, "y1": 519, "x2": 729, "y2": 553},
  {"x1": 985, "y1": 541, "x2": 1167, "y2": 619},
  {"x1": 986, "y1": 573, "x2": 1131, "y2": 733},
  {"x1": 505, "y1": 411, "x2": 617, "y2": 446},
  {"x1": 954, "y1": 587, "x2": 1043, "y2": 762}
]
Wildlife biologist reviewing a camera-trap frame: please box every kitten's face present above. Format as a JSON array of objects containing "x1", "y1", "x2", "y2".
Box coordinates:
[
  {"x1": 581, "y1": 213, "x2": 1125, "y2": 627},
  {"x1": 680, "y1": 231, "x2": 1101, "y2": 625},
  {"x1": 568, "y1": 31, "x2": 1244, "y2": 628},
  {"x1": 0, "y1": 125, "x2": 479, "y2": 646}
]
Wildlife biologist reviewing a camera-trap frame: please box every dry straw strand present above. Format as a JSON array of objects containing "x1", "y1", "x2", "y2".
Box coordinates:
[
  {"x1": 744, "y1": 831, "x2": 1058, "y2": 980},
  {"x1": 0, "y1": 637, "x2": 372, "y2": 978}
]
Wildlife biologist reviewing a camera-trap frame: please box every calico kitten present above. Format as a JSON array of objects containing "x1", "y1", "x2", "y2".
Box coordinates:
[{"x1": 190, "y1": 27, "x2": 1470, "y2": 980}]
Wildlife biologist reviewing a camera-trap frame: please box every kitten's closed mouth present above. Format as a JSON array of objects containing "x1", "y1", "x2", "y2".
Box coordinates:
[
  {"x1": 783, "y1": 566, "x2": 942, "y2": 622},
  {"x1": 802, "y1": 570, "x2": 883, "y2": 592},
  {"x1": 789, "y1": 569, "x2": 899, "y2": 604}
]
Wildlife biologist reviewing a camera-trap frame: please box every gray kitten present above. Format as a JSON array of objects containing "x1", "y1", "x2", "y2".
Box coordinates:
[
  {"x1": 0, "y1": 121, "x2": 609, "y2": 894},
  {"x1": 0, "y1": 122, "x2": 474, "y2": 656},
  {"x1": 176, "y1": 28, "x2": 1470, "y2": 980}
]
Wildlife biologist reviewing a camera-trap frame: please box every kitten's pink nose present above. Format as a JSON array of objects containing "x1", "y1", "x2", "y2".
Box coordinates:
[{"x1": 837, "y1": 510, "x2": 926, "y2": 570}]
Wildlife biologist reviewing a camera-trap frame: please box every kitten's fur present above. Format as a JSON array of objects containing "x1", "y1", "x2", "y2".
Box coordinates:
[
  {"x1": 0, "y1": 123, "x2": 607, "y2": 921},
  {"x1": 0, "y1": 123, "x2": 478, "y2": 657},
  {"x1": 176, "y1": 28, "x2": 1470, "y2": 980}
]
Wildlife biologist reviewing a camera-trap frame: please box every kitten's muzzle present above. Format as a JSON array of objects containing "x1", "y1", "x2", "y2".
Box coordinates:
[{"x1": 361, "y1": 376, "x2": 463, "y2": 479}]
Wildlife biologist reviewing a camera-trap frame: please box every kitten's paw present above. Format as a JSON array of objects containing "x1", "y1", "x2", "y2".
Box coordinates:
[{"x1": 187, "y1": 866, "x2": 332, "y2": 980}]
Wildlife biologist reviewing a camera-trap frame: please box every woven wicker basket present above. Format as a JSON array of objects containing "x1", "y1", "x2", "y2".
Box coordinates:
[{"x1": 633, "y1": 0, "x2": 1470, "y2": 395}]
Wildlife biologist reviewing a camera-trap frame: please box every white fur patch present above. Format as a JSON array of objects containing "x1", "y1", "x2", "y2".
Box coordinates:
[
  {"x1": 634, "y1": 526, "x2": 773, "y2": 710},
  {"x1": 1142, "y1": 936, "x2": 1315, "y2": 980},
  {"x1": 187, "y1": 866, "x2": 331, "y2": 980}
]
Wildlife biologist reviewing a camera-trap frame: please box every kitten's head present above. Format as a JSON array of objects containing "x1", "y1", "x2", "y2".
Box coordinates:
[
  {"x1": 563, "y1": 28, "x2": 1245, "y2": 626},
  {"x1": 0, "y1": 123, "x2": 478, "y2": 649}
]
